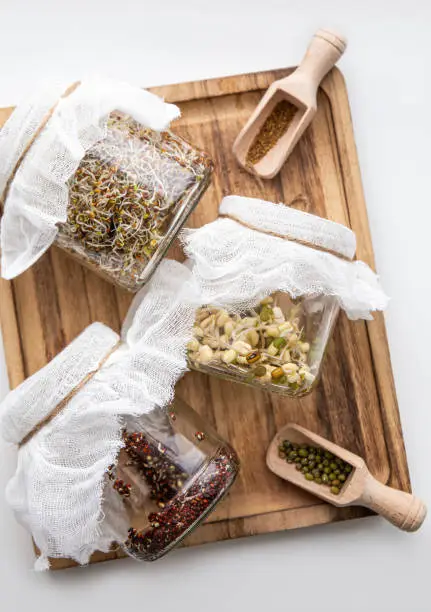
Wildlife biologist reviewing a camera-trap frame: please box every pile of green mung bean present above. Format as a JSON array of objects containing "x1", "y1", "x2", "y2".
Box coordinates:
[{"x1": 279, "y1": 439, "x2": 353, "y2": 495}]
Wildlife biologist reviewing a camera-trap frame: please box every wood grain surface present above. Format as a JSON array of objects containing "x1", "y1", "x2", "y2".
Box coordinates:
[{"x1": 0, "y1": 67, "x2": 410, "y2": 570}]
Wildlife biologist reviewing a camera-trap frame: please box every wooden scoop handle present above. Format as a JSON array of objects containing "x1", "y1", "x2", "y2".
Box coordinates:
[
  {"x1": 295, "y1": 29, "x2": 347, "y2": 88},
  {"x1": 360, "y1": 474, "x2": 427, "y2": 532}
]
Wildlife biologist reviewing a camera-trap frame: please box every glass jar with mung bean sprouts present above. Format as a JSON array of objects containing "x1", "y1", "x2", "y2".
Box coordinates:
[
  {"x1": 187, "y1": 293, "x2": 339, "y2": 397},
  {"x1": 183, "y1": 195, "x2": 389, "y2": 398}
]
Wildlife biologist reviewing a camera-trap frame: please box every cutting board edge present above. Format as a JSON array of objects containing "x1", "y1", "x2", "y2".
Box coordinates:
[
  {"x1": 319, "y1": 68, "x2": 410, "y2": 493},
  {"x1": 45, "y1": 502, "x2": 375, "y2": 570}
]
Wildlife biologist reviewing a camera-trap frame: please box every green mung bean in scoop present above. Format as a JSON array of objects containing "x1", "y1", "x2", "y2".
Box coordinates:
[
  {"x1": 267, "y1": 423, "x2": 427, "y2": 532},
  {"x1": 278, "y1": 439, "x2": 352, "y2": 495}
]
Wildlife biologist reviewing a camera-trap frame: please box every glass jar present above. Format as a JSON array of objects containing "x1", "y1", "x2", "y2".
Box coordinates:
[
  {"x1": 107, "y1": 397, "x2": 239, "y2": 561},
  {"x1": 56, "y1": 111, "x2": 213, "y2": 291},
  {"x1": 187, "y1": 292, "x2": 339, "y2": 398}
]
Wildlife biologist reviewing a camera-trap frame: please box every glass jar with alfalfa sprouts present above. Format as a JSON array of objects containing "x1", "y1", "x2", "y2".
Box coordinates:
[
  {"x1": 182, "y1": 195, "x2": 389, "y2": 397},
  {"x1": 0, "y1": 78, "x2": 213, "y2": 291}
]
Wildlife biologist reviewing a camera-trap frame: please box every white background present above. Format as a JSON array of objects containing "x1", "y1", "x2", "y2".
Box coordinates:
[{"x1": 0, "y1": 1, "x2": 430, "y2": 611}]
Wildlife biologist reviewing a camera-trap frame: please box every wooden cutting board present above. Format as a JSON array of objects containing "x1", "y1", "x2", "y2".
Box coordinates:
[{"x1": 0, "y1": 67, "x2": 410, "y2": 570}]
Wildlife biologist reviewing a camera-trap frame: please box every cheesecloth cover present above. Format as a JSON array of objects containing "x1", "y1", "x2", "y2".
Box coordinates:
[
  {"x1": 182, "y1": 195, "x2": 388, "y2": 320},
  {"x1": 0, "y1": 259, "x2": 198, "y2": 570},
  {"x1": 0, "y1": 77, "x2": 180, "y2": 280}
]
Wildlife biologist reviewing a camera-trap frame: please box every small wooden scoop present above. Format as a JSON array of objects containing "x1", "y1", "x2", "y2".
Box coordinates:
[
  {"x1": 233, "y1": 29, "x2": 347, "y2": 179},
  {"x1": 267, "y1": 424, "x2": 427, "y2": 532}
]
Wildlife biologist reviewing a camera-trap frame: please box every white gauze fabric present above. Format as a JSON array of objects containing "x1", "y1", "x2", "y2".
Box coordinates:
[
  {"x1": 0, "y1": 77, "x2": 180, "y2": 279},
  {"x1": 182, "y1": 195, "x2": 389, "y2": 320},
  {"x1": 0, "y1": 259, "x2": 199, "y2": 570}
]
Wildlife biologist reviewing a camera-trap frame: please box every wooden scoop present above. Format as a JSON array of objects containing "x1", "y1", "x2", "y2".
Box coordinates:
[
  {"x1": 233, "y1": 29, "x2": 347, "y2": 179},
  {"x1": 267, "y1": 424, "x2": 427, "y2": 532}
]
